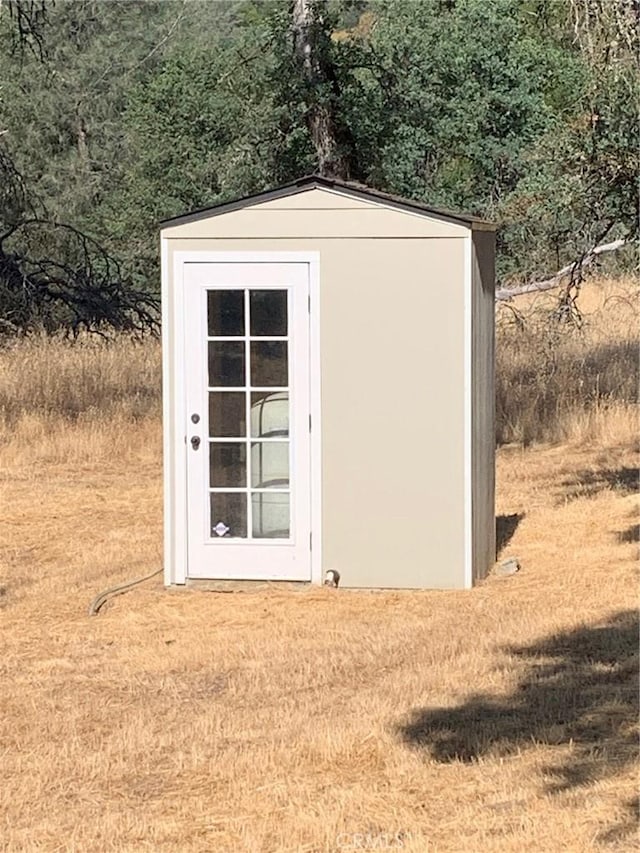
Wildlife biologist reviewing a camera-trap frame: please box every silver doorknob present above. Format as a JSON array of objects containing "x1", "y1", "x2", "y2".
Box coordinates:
[{"x1": 191, "y1": 436, "x2": 201, "y2": 450}]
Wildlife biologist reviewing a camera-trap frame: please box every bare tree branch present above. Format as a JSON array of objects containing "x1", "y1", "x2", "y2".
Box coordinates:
[
  {"x1": 4, "y1": 0, "x2": 49, "y2": 60},
  {"x1": 495, "y1": 238, "x2": 630, "y2": 302},
  {"x1": 0, "y1": 219, "x2": 159, "y2": 336}
]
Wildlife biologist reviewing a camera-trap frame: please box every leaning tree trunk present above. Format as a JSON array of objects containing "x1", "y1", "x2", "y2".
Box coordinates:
[
  {"x1": 495, "y1": 238, "x2": 628, "y2": 302},
  {"x1": 291, "y1": 0, "x2": 352, "y2": 179}
]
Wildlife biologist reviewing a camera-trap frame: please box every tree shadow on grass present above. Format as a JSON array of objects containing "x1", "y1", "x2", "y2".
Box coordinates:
[
  {"x1": 496, "y1": 513, "x2": 524, "y2": 557},
  {"x1": 560, "y1": 466, "x2": 639, "y2": 503},
  {"x1": 396, "y1": 610, "x2": 639, "y2": 838},
  {"x1": 617, "y1": 524, "x2": 639, "y2": 544},
  {"x1": 597, "y1": 796, "x2": 639, "y2": 845}
]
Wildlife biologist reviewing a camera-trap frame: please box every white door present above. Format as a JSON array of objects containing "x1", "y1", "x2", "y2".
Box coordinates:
[{"x1": 184, "y1": 262, "x2": 311, "y2": 580}]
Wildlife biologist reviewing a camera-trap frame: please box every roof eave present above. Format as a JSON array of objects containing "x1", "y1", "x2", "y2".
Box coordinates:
[{"x1": 159, "y1": 174, "x2": 497, "y2": 231}]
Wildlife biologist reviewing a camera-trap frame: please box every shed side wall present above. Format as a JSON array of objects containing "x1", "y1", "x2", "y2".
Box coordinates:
[
  {"x1": 471, "y1": 231, "x2": 496, "y2": 582},
  {"x1": 318, "y1": 237, "x2": 466, "y2": 588},
  {"x1": 164, "y1": 232, "x2": 467, "y2": 589}
]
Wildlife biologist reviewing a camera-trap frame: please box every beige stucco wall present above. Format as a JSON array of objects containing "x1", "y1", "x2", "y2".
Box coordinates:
[
  {"x1": 471, "y1": 231, "x2": 496, "y2": 582},
  {"x1": 162, "y1": 188, "x2": 478, "y2": 589}
]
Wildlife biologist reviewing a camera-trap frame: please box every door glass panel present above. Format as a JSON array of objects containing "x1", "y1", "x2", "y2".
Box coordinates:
[
  {"x1": 208, "y1": 341, "x2": 245, "y2": 387},
  {"x1": 209, "y1": 392, "x2": 246, "y2": 437},
  {"x1": 252, "y1": 492, "x2": 290, "y2": 539},
  {"x1": 250, "y1": 290, "x2": 287, "y2": 337},
  {"x1": 250, "y1": 341, "x2": 288, "y2": 387},
  {"x1": 210, "y1": 493, "x2": 247, "y2": 538},
  {"x1": 202, "y1": 284, "x2": 296, "y2": 548},
  {"x1": 209, "y1": 443, "x2": 246, "y2": 488},
  {"x1": 208, "y1": 290, "x2": 244, "y2": 336},
  {"x1": 251, "y1": 441, "x2": 289, "y2": 488},
  {"x1": 250, "y1": 391, "x2": 288, "y2": 437}
]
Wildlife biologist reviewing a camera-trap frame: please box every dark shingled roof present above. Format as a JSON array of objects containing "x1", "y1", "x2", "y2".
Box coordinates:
[{"x1": 160, "y1": 174, "x2": 497, "y2": 231}]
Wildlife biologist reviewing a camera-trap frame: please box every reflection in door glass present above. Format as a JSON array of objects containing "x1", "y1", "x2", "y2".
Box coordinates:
[
  {"x1": 205, "y1": 284, "x2": 294, "y2": 545},
  {"x1": 209, "y1": 443, "x2": 247, "y2": 488},
  {"x1": 208, "y1": 290, "x2": 244, "y2": 336},
  {"x1": 251, "y1": 441, "x2": 289, "y2": 488},
  {"x1": 250, "y1": 391, "x2": 288, "y2": 437},
  {"x1": 250, "y1": 341, "x2": 288, "y2": 387},
  {"x1": 210, "y1": 492, "x2": 247, "y2": 538},
  {"x1": 208, "y1": 341, "x2": 245, "y2": 387},
  {"x1": 209, "y1": 392, "x2": 246, "y2": 437},
  {"x1": 252, "y1": 492, "x2": 290, "y2": 539},
  {"x1": 250, "y1": 290, "x2": 287, "y2": 336}
]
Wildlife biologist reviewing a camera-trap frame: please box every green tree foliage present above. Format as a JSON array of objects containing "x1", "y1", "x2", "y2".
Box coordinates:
[
  {"x1": 0, "y1": 1, "x2": 188, "y2": 233},
  {"x1": 59, "y1": 0, "x2": 276, "y2": 284},
  {"x1": 109, "y1": 17, "x2": 280, "y2": 274},
  {"x1": 0, "y1": 0, "x2": 186, "y2": 332},
  {"x1": 0, "y1": 0, "x2": 637, "y2": 334},
  {"x1": 364, "y1": 0, "x2": 582, "y2": 211},
  {"x1": 499, "y1": 0, "x2": 640, "y2": 281}
]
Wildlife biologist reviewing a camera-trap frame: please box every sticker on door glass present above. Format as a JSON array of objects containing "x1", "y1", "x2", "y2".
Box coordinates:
[{"x1": 210, "y1": 493, "x2": 247, "y2": 538}]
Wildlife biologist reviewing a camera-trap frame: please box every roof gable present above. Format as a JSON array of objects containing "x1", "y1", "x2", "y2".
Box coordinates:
[{"x1": 160, "y1": 175, "x2": 496, "y2": 232}]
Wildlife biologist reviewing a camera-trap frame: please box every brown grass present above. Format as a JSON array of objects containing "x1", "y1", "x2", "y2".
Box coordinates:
[
  {"x1": 496, "y1": 276, "x2": 639, "y2": 445},
  {"x1": 0, "y1": 278, "x2": 638, "y2": 852},
  {"x1": 0, "y1": 332, "x2": 160, "y2": 423}
]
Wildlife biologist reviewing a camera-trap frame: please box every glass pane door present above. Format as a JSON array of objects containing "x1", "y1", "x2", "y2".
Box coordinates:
[
  {"x1": 207, "y1": 288, "x2": 291, "y2": 540},
  {"x1": 184, "y1": 259, "x2": 311, "y2": 583}
]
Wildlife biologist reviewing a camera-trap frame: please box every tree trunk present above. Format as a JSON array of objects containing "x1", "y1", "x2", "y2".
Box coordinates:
[
  {"x1": 495, "y1": 238, "x2": 628, "y2": 302},
  {"x1": 76, "y1": 113, "x2": 90, "y2": 169},
  {"x1": 291, "y1": 0, "x2": 351, "y2": 179}
]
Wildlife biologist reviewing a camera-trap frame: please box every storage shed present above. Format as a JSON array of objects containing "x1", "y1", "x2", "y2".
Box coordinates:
[{"x1": 160, "y1": 175, "x2": 496, "y2": 589}]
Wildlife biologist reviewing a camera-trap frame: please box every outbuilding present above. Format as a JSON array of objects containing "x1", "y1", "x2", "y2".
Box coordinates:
[{"x1": 160, "y1": 175, "x2": 496, "y2": 589}]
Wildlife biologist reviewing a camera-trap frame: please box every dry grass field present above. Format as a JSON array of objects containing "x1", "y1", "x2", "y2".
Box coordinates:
[{"x1": 0, "y1": 277, "x2": 638, "y2": 852}]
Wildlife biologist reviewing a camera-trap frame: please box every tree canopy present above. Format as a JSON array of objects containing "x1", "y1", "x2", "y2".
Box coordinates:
[{"x1": 0, "y1": 0, "x2": 637, "y2": 334}]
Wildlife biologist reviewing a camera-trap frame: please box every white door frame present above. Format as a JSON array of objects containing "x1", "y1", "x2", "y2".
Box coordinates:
[{"x1": 162, "y1": 248, "x2": 322, "y2": 585}]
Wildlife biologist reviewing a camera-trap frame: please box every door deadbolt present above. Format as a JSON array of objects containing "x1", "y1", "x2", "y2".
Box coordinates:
[
  {"x1": 191, "y1": 413, "x2": 200, "y2": 424},
  {"x1": 190, "y1": 436, "x2": 201, "y2": 450}
]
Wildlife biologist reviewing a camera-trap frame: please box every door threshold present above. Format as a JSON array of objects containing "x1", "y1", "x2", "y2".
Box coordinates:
[{"x1": 183, "y1": 579, "x2": 312, "y2": 593}]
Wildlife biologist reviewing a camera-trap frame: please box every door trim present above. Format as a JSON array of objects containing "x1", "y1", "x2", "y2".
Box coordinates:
[{"x1": 162, "y1": 249, "x2": 322, "y2": 586}]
